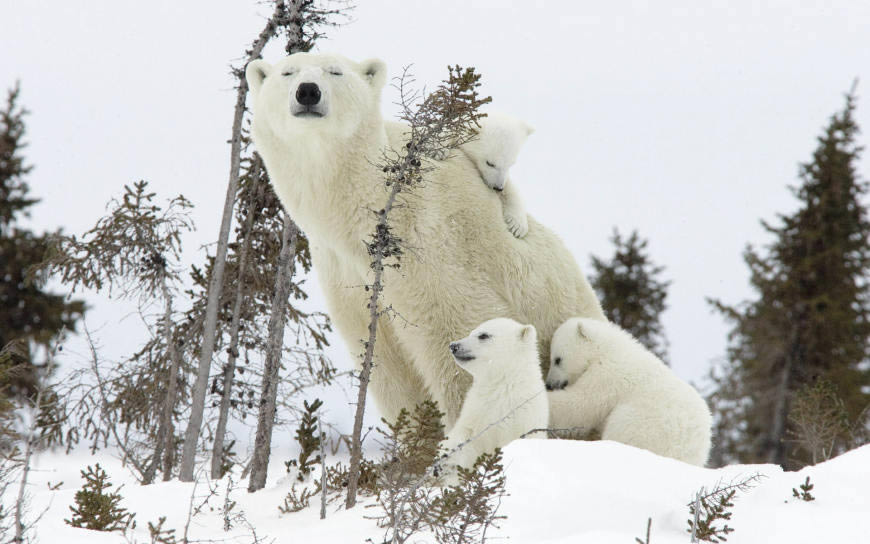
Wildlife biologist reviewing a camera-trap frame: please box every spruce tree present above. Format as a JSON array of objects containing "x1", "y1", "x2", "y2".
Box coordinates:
[
  {"x1": 589, "y1": 229, "x2": 671, "y2": 362},
  {"x1": 65, "y1": 463, "x2": 136, "y2": 532},
  {"x1": 0, "y1": 82, "x2": 84, "y2": 401},
  {"x1": 285, "y1": 398, "x2": 324, "y2": 482},
  {"x1": 709, "y1": 86, "x2": 870, "y2": 468},
  {"x1": 40, "y1": 180, "x2": 194, "y2": 483}
]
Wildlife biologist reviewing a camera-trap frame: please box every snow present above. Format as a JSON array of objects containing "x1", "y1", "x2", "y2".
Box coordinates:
[
  {"x1": 499, "y1": 440, "x2": 870, "y2": 544},
  {"x1": 18, "y1": 441, "x2": 870, "y2": 543}
]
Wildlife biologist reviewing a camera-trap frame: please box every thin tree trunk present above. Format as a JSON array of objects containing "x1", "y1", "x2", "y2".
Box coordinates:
[
  {"x1": 179, "y1": 1, "x2": 290, "y2": 482},
  {"x1": 767, "y1": 356, "x2": 792, "y2": 465},
  {"x1": 346, "y1": 180, "x2": 403, "y2": 509},
  {"x1": 143, "y1": 280, "x2": 181, "y2": 484},
  {"x1": 247, "y1": 215, "x2": 299, "y2": 492},
  {"x1": 160, "y1": 280, "x2": 182, "y2": 481},
  {"x1": 767, "y1": 321, "x2": 802, "y2": 465},
  {"x1": 13, "y1": 387, "x2": 41, "y2": 543},
  {"x1": 346, "y1": 262, "x2": 383, "y2": 509},
  {"x1": 319, "y1": 414, "x2": 327, "y2": 520},
  {"x1": 211, "y1": 172, "x2": 261, "y2": 479},
  {"x1": 143, "y1": 353, "x2": 163, "y2": 483}
]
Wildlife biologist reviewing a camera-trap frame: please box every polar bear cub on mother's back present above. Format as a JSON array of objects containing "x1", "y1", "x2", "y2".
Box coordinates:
[
  {"x1": 546, "y1": 318, "x2": 712, "y2": 466},
  {"x1": 459, "y1": 112, "x2": 533, "y2": 238},
  {"x1": 441, "y1": 318, "x2": 548, "y2": 473}
]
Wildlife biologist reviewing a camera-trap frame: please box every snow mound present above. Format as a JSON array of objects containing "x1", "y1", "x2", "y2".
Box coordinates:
[
  {"x1": 21, "y1": 441, "x2": 870, "y2": 543},
  {"x1": 499, "y1": 439, "x2": 870, "y2": 544}
]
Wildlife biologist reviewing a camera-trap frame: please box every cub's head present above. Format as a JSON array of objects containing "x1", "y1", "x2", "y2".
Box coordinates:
[
  {"x1": 545, "y1": 318, "x2": 599, "y2": 391},
  {"x1": 246, "y1": 53, "x2": 387, "y2": 142},
  {"x1": 464, "y1": 112, "x2": 534, "y2": 191},
  {"x1": 448, "y1": 318, "x2": 537, "y2": 378}
]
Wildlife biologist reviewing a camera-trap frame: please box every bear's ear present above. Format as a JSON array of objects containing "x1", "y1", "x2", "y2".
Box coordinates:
[
  {"x1": 359, "y1": 58, "x2": 387, "y2": 89},
  {"x1": 246, "y1": 59, "x2": 272, "y2": 95},
  {"x1": 576, "y1": 322, "x2": 589, "y2": 341},
  {"x1": 523, "y1": 122, "x2": 535, "y2": 137},
  {"x1": 519, "y1": 324, "x2": 536, "y2": 343}
]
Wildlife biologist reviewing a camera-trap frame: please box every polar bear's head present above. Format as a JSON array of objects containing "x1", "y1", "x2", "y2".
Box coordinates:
[
  {"x1": 448, "y1": 318, "x2": 537, "y2": 378},
  {"x1": 545, "y1": 318, "x2": 603, "y2": 391},
  {"x1": 462, "y1": 112, "x2": 534, "y2": 191},
  {"x1": 246, "y1": 53, "x2": 387, "y2": 142}
]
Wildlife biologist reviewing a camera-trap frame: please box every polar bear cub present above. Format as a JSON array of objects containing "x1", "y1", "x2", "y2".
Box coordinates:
[
  {"x1": 460, "y1": 112, "x2": 533, "y2": 238},
  {"x1": 546, "y1": 318, "x2": 712, "y2": 466},
  {"x1": 441, "y1": 318, "x2": 549, "y2": 474}
]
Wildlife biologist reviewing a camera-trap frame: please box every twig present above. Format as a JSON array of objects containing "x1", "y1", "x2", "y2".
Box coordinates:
[
  {"x1": 518, "y1": 426, "x2": 587, "y2": 439},
  {"x1": 635, "y1": 517, "x2": 652, "y2": 544},
  {"x1": 684, "y1": 473, "x2": 766, "y2": 507},
  {"x1": 440, "y1": 388, "x2": 548, "y2": 465}
]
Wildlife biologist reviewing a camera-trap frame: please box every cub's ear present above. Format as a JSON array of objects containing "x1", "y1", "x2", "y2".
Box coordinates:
[
  {"x1": 576, "y1": 322, "x2": 589, "y2": 341},
  {"x1": 519, "y1": 324, "x2": 536, "y2": 342},
  {"x1": 246, "y1": 59, "x2": 272, "y2": 95},
  {"x1": 359, "y1": 58, "x2": 387, "y2": 89},
  {"x1": 522, "y1": 122, "x2": 535, "y2": 137}
]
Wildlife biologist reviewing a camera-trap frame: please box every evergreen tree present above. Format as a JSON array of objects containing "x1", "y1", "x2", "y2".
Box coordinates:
[
  {"x1": 285, "y1": 398, "x2": 324, "y2": 482},
  {"x1": 589, "y1": 229, "x2": 671, "y2": 362},
  {"x1": 709, "y1": 86, "x2": 870, "y2": 468},
  {"x1": 65, "y1": 463, "x2": 136, "y2": 532},
  {"x1": 40, "y1": 181, "x2": 194, "y2": 483},
  {"x1": 0, "y1": 82, "x2": 84, "y2": 401}
]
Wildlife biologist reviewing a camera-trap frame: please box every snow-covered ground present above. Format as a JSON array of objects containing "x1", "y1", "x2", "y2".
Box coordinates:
[{"x1": 21, "y1": 440, "x2": 870, "y2": 543}]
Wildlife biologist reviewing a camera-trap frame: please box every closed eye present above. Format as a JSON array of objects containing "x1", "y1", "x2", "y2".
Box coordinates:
[
  {"x1": 485, "y1": 161, "x2": 496, "y2": 168},
  {"x1": 478, "y1": 333, "x2": 491, "y2": 341},
  {"x1": 282, "y1": 70, "x2": 297, "y2": 77},
  {"x1": 327, "y1": 68, "x2": 344, "y2": 76}
]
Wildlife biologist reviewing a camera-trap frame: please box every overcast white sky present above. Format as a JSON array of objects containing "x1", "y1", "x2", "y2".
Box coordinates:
[{"x1": 2, "y1": 1, "x2": 870, "y2": 437}]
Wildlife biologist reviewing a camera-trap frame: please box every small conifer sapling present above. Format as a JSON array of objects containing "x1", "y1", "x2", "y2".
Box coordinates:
[
  {"x1": 65, "y1": 464, "x2": 136, "y2": 532},
  {"x1": 792, "y1": 476, "x2": 815, "y2": 502},
  {"x1": 285, "y1": 398, "x2": 323, "y2": 482}
]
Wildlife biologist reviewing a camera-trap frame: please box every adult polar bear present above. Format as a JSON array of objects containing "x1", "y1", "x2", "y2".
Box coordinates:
[{"x1": 246, "y1": 53, "x2": 605, "y2": 426}]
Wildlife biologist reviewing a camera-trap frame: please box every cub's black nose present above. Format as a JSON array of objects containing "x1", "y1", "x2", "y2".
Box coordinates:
[
  {"x1": 449, "y1": 342, "x2": 460, "y2": 354},
  {"x1": 296, "y1": 82, "x2": 321, "y2": 106}
]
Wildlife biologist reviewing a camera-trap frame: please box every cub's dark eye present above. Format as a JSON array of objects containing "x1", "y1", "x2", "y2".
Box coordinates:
[
  {"x1": 327, "y1": 68, "x2": 343, "y2": 76},
  {"x1": 477, "y1": 333, "x2": 490, "y2": 341},
  {"x1": 282, "y1": 70, "x2": 296, "y2": 77},
  {"x1": 554, "y1": 357, "x2": 562, "y2": 366},
  {"x1": 485, "y1": 161, "x2": 496, "y2": 168}
]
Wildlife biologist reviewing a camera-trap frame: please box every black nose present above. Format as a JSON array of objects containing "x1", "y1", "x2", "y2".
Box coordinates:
[
  {"x1": 450, "y1": 342, "x2": 460, "y2": 354},
  {"x1": 296, "y1": 82, "x2": 321, "y2": 106}
]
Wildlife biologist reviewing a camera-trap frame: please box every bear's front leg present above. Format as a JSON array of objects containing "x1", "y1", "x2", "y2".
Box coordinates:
[
  {"x1": 547, "y1": 387, "x2": 607, "y2": 439},
  {"x1": 313, "y1": 247, "x2": 431, "y2": 424},
  {"x1": 499, "y1": 181, "x2": 529, "y2": 239}
]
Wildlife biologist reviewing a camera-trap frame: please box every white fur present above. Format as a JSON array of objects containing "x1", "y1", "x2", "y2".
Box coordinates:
[
  {"x1": 463, "y1": 112, "x2": 533, "y2": 191},
  {"x1": 441, "y1": 318, "x2": 548, "y2": 476},
  {"x1": 246, "y1": 53, "x2": 605, "y2": 428},
  {"x1": 459, "y1": 112, "x2": 533, "y2": 238},
  {"x1": 546, "y1": 318, "x2": 712, "y2": 466}
]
